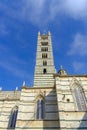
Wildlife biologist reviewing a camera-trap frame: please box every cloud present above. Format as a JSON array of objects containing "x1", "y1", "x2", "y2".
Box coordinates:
[
  {"x1": 22, "y1": 0, "x2": 87, "y2": 24},
  {"x1": 61, "y1": 0, "x2": 87, "y2": 20},
  {"x1": 0, "y1": 0, "x2": 87, "y2": 27},
  {"x1": 21, "y1": 0, "x2": 46, "y2": 25},
  {"x1": 0, "y1": 46, "x2": 30, "y2": 80},
  {"x1": 0, "y1": 44, "x2": 33, "y2": 86},
  {"x1": 73, "y1": 61, "x2": 85, "y2": 72},
  {"x1": 68, "y1": 33, "x2": 87, "y2": 55}
]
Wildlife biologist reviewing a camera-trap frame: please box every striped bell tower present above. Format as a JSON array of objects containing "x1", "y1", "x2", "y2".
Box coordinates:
[{"x1": 34, "y1": 31, "x2": 56, "y2": 87}]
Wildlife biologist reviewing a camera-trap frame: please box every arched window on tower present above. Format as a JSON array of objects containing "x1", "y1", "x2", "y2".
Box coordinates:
[
  {"x1": 8, "y1": 106, "x2": 18, "y2": 129},
  {"x1": 43, "y1": 68, "x2": 47, "y2": 74},
  {"x1": 43, "y1": 61, "x2": 47, "y2": 66},
  {"x1": 41, "y1": 47, "x2": 48, "y2": 52},
  {"x1": 42, "y1": 53, "x2": 47, "y2": 58},
  {"x1": 36, "y1": 99, "x2": 44, "y2": 119},
  {"x1": 41, "y1": 42, "x2": 48, "y2": 46},
  {"x1": 74, "y1": 86, "x2": 87, "y2": 111}
]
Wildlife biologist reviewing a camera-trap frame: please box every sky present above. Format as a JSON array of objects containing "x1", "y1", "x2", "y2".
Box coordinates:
[{"x1": 0, "y1": 0, "x2": 87, "y2": 90}]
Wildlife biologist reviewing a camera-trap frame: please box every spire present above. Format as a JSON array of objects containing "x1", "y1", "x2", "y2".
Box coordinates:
[
  {"x1": 38, "y1": 31, "x2": 40, "y2": 36},
  {"x1": 15, "y1": 87, "x2": 18, "y2": 91},
  {"x1": 0, "y1": 87, "x2": 2, "y2": 91},
  {"x1": 48, "y1": 31, "x2": 51, "y2": 36},
  {"x1": 58, "y1": 66, "x2": 67, "y2": 75},
  {"x1": 60, "y1": 65, "x2": 63, "y2": 70},
  {"x1": 22, "y1": 81, "x2": 26, "y2": 86}
]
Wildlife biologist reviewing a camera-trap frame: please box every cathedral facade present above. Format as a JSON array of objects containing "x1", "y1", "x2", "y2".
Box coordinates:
[{"x1": 0, "y1": 32, "x2": 87, "y2": 130}]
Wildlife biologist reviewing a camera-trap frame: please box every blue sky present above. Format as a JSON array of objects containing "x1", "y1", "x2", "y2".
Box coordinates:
[{"x1": 0, "y1": 0, "x2": 87, "y2": 90}]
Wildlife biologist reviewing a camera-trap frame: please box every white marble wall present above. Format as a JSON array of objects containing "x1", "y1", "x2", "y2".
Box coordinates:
[
  {"x1": 56, "y1": 76, "x2": 87, "y2": 130},
  {"x1": 16, "y1": 87, "x2": 59, "y2": 129}
]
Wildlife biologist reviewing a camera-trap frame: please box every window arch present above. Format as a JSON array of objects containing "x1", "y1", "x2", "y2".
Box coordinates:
[
  {"x1": 41, "y1": 47, "x2": 48, "y2": 52},
  {"x1": 42, "y1": 53, "x2": 47, "y2": 58},
  {"x1": 8, "y1": 106, "x2": 18, "y2": 129},
  {"x1": 43, "y1": 68, "x2": 47, "y2": 74},
  {"x1": 43, "y1": 61, "x2": 47, "y2": 66},
  {"x1": 70, "y1": 79, "x2": 87, "y2": 111},
  {"x1": 36, "y1": 99, "x2": 44, "y2": 120},
  {"x1": 74, "y1": 86, "x2": 86, "y2": 111}
]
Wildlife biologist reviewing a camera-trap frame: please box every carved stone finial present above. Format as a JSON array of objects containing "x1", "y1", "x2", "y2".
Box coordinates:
[
  {"x1": 23, "y1": 81, "x2": 25, "y2": 86},
  {"x1": 15, "y1": 87, "x2": 18, "y2": 91},
  {"x1": 48, "y1": 31, "x2": 51, "y2": 35},
  {"x1": 0, "y1": 87, "x2": 2, "y2": 91},
  {"x1": 60, "y1": 65, "x2": 63, "y2": 70},
  {"x1": 38, "y1": 31, "x2": 40, "y2": 36}
]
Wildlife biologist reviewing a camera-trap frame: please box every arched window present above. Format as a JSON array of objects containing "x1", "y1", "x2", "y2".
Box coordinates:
[
  {"x1": 41, "y1": 47, "x2": 48, "y2": 52},
  {"x1": 74, "y1": 86, "x2": 86, "y2": 111},
  {"x1": 8, "y1": 106, "x2": 18, "y2": 129},
  {"x1": 43, "y1": 68, "x2": 47, "y2": 74},
  {"x1": 36, "y1": 99, "x2": 44, "y2": 119},
  {"x1": 42, "y1": 53, "x2": 47, "y2": 58},
  {"x1": 43, "y1": 61, "x2": 47, "y2": 66}
]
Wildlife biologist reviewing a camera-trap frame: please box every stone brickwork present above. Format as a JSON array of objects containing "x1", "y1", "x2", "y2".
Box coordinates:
[
  {"x1": 16, "y1": 87, "x2": 59, "y2": 129},
  {"x1": 34, "y1": 32, "x2": 56, "y2": 87},
  {"x1": 0, "y1": 91, "x2": 20, "y2": 129},
  {"x1": 55, "y1": 75, "x2": 87, "y2": 130}
]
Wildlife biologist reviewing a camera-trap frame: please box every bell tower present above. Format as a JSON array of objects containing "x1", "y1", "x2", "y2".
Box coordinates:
[{"x1": 34, "y1": 32, "x2": 56, "y2": 87}]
